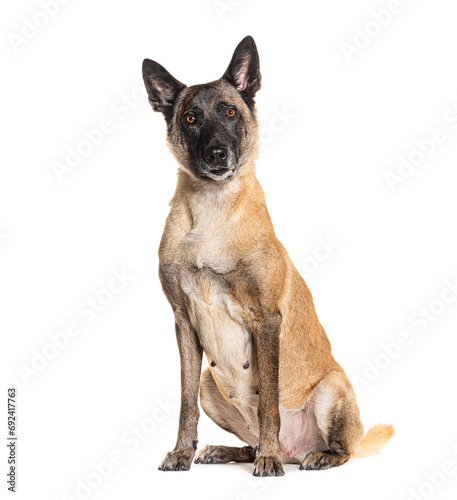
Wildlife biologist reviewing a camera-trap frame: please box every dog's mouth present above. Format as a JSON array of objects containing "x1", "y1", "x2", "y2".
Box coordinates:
[{"x1": 200, "y1": 165, "x2": 235, "y2": 181}]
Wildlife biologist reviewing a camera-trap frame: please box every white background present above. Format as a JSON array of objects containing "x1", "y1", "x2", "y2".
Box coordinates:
[{"x1": 2, "y1": 1, "x2": 457, "y2": 499}]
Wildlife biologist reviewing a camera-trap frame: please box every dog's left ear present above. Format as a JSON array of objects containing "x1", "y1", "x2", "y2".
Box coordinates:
[
  {"x1": 142, "y1": 59, "x2": 186, "y2": 122},
  {"x1": 222, "y1": 36, "x2": 261, "y2": 107}
]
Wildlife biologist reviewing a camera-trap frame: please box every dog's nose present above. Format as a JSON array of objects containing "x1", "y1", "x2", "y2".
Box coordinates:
[{"x1": 204, "y1": 146, "x2": 228, "y2": 168}]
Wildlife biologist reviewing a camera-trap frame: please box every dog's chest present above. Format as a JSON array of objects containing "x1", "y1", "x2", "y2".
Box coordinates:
[
  {"x1": 167, "y1": 189, "x2": 259, "y2": 408},
  {"x1": 179, "y1": 241, "x2": 259, "y2": 408}
]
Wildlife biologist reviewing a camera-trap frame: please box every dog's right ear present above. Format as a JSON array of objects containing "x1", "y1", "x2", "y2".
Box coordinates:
[{"x1": 142, "y1": 59, "x2": 186, "y2": 122}]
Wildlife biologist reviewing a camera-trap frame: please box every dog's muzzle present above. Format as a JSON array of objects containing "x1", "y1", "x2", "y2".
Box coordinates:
[{"x1": 201, "y1": 145, "x2": 235, "y2": 180}]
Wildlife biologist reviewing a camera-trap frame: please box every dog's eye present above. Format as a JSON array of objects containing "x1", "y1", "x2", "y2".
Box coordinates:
[
  {"x1": 226, "y1": 108, "x2": 236, "y2": 118},
  {"x1": 186, "y1": 114, "x2": 196, "y2": 124}
]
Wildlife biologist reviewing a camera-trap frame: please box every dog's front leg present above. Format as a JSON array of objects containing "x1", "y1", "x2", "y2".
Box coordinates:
[
  {"x1": 251, "y1": 313, "x2": 284, "y2": 477},
  {"x1": 158, "y1": 317, "x2": 203, "y2": 471}
]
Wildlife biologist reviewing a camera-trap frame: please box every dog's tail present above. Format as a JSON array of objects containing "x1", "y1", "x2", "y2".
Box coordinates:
[{"x1": 351, "y1": 423, "x2": 394, "y2": 459}]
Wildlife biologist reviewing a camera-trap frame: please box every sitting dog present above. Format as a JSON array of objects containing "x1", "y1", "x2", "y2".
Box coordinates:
[{"x1": 142, "y1": 36, "x2": 393, "y2": 477}]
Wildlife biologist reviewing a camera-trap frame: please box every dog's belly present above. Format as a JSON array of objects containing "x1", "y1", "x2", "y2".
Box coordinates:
[{"x1": 181, "y1": 269, "x2": 260, "y2": 411}]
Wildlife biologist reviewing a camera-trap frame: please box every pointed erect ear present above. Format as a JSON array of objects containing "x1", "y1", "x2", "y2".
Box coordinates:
[
  {"x1": 142, "y1": 59, "x2": 186, "y2": 120},
  {"x1": 222, "y1": 36, "x2": 261, "y2": 106}
]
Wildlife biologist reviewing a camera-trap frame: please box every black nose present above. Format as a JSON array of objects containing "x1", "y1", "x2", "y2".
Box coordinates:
[{"x1": 204, "y1": 146, "x2": 228, "y2": 168}]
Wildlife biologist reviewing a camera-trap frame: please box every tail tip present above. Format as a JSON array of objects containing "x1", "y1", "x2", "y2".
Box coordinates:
[{"x1": 353, "y1": 423, "x2": 395, "y2": 459}]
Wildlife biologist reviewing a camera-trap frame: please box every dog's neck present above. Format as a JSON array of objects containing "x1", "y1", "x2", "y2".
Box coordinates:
[{"x1": 173, "y1": 161, "x2": 268, "y2": 231}]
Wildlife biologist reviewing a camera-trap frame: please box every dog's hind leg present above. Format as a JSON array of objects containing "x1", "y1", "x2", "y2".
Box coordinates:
[
  {"x1": 195, "y1": 368, "x2": 258, "y2": 464},
  {"x1": 195, "y1": 445, "x2": 255, "y2": 464},
  {"x1": 299, "y1": 370, "x2": 364, "y2": 470}
]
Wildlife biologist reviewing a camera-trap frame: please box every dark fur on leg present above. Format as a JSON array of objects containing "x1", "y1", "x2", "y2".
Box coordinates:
[{"x1": 195, "y1": 445, "x2": 255, "y2": 464}]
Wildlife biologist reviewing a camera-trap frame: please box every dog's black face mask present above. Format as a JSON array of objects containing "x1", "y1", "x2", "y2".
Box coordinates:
[{"x1": 142, "y1": 36, "x2": 261, "y2": 182}]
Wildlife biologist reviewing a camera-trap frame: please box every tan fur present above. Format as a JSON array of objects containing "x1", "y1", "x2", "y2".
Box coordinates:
[
  {"x1": 352, "y1": 424, "x2": 395, "y2": 458},
  {"x1": 150, "y1": 40, "x2": 393, "y2": 472},
  {"x1": 160, "y1": 145, "x2": 393, "y2": 465}
]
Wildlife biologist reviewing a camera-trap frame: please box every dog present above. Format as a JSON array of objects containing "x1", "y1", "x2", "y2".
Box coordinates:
[{"x1": 142, "y1": 36, "x2": 394, "y2": 477}]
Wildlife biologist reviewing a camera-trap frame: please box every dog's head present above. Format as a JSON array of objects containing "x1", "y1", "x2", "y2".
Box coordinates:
[{"x1": 142, "y1": 36, "x2": 261, "y2": 182}]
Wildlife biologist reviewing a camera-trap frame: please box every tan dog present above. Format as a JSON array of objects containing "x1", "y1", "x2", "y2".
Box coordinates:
[{"x1": 142, "y1": 36, "x2": 393, "y2": 476}]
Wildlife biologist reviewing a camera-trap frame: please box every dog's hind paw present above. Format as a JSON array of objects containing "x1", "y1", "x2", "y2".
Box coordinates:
[
  {"x1": 195, "y1": 445, "x2": 229, "y2": 464},
  {"x1": 299, "y1": 451, "x2": 349, "y2": 470},
  {"x1": 195, "y1": 445, "x2": 255, "y2": 464}
]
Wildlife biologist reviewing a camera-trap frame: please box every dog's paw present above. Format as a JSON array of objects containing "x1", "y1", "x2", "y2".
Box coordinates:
[
  {"x1": 300, "y1": 451, "x2": 333, "y2": 470},
  {"x1": 158, "y1": 449, "x2": 194, "y2": 471},
  {"x1": 194, "y1": 445, "x2": 228, "y2": 464},
  {"x1": 253, "y1": 454, "x2": 284, "y2": 477}
]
